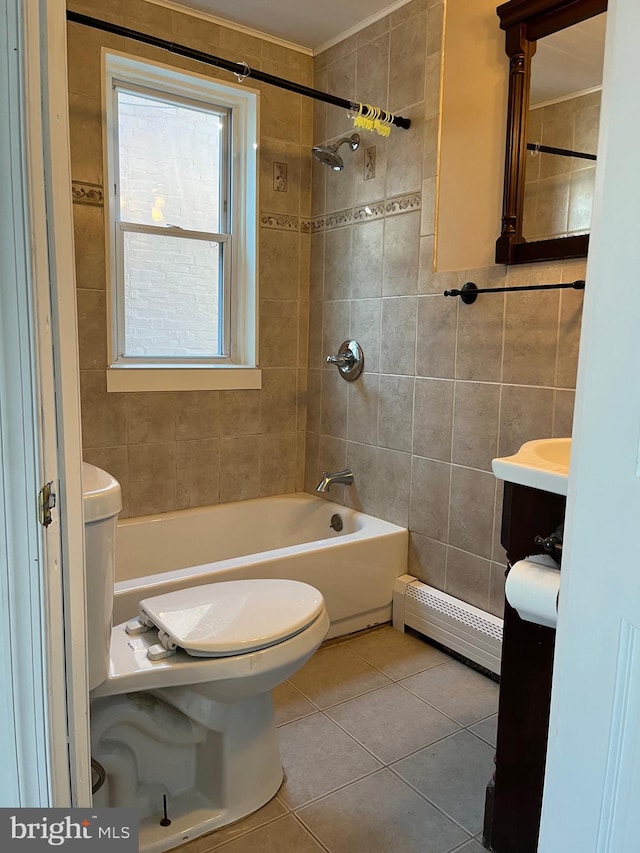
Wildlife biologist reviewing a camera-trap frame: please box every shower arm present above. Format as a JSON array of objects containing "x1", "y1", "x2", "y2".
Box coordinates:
[{"x1": 66, "y1": 11, "x2": 412, "y2": 131}]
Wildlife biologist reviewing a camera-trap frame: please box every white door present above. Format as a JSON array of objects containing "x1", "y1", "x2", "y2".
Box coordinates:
[{"x1": 539, "y1": 0, "x2": 640, "y2": 849}]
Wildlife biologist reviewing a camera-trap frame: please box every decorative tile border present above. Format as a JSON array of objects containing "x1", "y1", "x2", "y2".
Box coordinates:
[
  {"x1": 260, "y1": 212, "x2": 299, "y2": 231},
  {"x1": 315, "y1": 191, "x2": 422, "y2": 232},
  {"x1": 300, "y1": 218, "x2": 311, "y2": 234},
  {"x1": 385, "y1": 192, "x2": 422, "y2": 216},
  {"x1": 325, "y1": 208, "x2": 353, "y2": 230},
  {"x1": 72, "y1": 181, "x2": 104, "y2": 206},
  {"x1": 353, "y1": 201, "x2": 385, "y2": 222}
]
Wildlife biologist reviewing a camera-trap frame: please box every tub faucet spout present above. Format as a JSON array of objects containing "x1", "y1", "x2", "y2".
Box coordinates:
[{"x1": 316, "y1": 468, "x2": 354, "y2": 493}]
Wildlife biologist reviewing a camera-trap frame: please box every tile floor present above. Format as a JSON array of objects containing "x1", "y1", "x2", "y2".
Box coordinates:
[{"x1": 176, "y1": 625, "x2": 499, "y2": 853}]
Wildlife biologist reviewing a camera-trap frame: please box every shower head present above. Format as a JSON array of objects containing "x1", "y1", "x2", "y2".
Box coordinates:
[{"x1": 312, "y1": 133, "x2": 360, "y2": 171}]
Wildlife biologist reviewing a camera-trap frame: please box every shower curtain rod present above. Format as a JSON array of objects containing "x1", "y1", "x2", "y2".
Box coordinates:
[{"x1": 66, "y1": 11, "x2": 411, "y2": 131}]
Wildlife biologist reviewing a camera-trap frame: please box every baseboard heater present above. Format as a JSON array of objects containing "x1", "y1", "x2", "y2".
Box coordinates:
[{"x1": 393, "y1": 574, "x2": 503, "y2": 675}]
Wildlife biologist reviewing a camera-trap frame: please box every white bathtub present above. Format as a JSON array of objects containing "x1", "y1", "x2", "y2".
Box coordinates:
[{"x1": 113, "y1": 493, "x2": 408, "y2": 639}]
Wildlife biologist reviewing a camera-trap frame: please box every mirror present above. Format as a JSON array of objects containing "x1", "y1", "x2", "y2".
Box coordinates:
[{"x1": 495, "y1": 0, "x2": 608, "y2": 265}]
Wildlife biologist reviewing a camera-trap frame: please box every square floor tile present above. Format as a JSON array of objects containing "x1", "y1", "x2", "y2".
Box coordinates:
[
  {"x1": 327, "y1": 683, "x2": 460, "y2": 763},
  {"x1": 179, "y1": 796, "x2": 288, "y2": 850},
  {"x1": 344, "y1": 625, "x2": 451, "y2": 680},
  {"x1": 209, "y1": 814, "x2": 325, "y2": 852},
  {"x1": 273, "y1": 681, "x2": 318, "y2": 726},
  {"x1": 393, "y1": 730, "x2": 495, "y2": 834},
  {"x1": 298, "y1": 768, "x2": 468, "y2": 853},
  {"x1": 401, "y1": 660, "x2": 499, "y2": 725},
  {"x1": 289, "y1": 644, "x2": 391, "y2": 709},
  {"x1": 278, "y1": 713, "x2": 381, "y2": 808},
  {"x1": 469, "y1": 714, "x2": 498, "y2": 748}
]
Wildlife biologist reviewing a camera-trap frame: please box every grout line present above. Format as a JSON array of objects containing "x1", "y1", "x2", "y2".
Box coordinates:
[
  {"x1": 386, "y1": 763, "x2": 477, "y2": 839},
  {"x1": 290, "y1": 813, "x2": 332, "y2": 852}
]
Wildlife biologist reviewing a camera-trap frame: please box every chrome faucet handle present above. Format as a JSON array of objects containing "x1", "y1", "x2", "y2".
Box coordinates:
[
  {"x1": 326, "y1": 351, "x2": 354, "y2": 368},
  {"x1": 325, "y1": 340, "x2": 364, "y2": 382}
]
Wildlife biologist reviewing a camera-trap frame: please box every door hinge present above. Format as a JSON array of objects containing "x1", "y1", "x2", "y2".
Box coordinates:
[{"x1": 38, "y1": 482, "x2": 56, "y2": 528}]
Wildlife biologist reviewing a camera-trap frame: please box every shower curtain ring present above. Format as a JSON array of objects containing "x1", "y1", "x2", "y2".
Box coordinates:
[{"x1": 234, "y1": 61, "x2": 251, "y2": 83}]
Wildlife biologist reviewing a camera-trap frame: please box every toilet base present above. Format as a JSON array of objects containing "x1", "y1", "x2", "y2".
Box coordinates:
[
  {"x1": 138, "y1": 771, "x2": 283, "y2": 853},
  {"x1": 91, "y1": 689, "x2": 284, "y2": 853}
]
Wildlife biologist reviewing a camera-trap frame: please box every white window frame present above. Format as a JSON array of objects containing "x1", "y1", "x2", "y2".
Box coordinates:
[{"x1": 103, "y1": 51, "x2": 260, "y2": 392}]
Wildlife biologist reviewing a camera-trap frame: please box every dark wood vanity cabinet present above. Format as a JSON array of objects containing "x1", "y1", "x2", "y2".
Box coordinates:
[{"x1": 483, "y1": 482, "x2": 566, "y2": 853}]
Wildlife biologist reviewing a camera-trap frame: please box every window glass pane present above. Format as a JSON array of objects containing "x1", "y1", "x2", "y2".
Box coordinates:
[
  {"x1": 117, "y1": 90, "x2": 223, "y2": 232},
  {"x1": 123, "y1": 231, "x2": 222, "y2": 358}
]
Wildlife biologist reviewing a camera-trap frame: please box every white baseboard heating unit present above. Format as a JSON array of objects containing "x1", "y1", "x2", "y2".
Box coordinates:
[{"x1": 393, "y1": 575, "x2": 503, "y2": 675}]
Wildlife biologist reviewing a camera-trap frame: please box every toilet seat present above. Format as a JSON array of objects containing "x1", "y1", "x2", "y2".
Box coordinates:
[{"x1": 135, "y1": 579, "x2": 325, "y2": 658}]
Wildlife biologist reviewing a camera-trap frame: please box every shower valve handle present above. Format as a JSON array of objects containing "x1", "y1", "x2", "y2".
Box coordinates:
[
  {"x1": 326, "y1": 352, "x2": 354, "y2": 368},
  {"x1": 325, "y1": 340, "x2": 364, "y2": 382}
]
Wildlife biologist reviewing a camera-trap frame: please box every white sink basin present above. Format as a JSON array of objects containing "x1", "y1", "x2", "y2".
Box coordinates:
[{"x1": 492, "y1": 438, "x2": 571, "y2": 495}]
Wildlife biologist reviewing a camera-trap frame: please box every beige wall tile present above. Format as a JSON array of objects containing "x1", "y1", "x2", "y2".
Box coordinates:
[
  {"x1": 388, "y1": 14, "x2": 427, "y2": 112},
  {"x1": 445, "y1": 547, "x2": 490, "y2": 612},
  {"x1": 556, "y1": 288, "x2": 583, "y2": 389},
  {"x1": 378, "y1": 375, "x2": 414, "y2": 452},
  {"x1": 380, "y1": 298, "x2": 417, "y2": 375},
  {"x1": 175, "y1": 391, "x2": 222, "y2": 441},
  {"x1": 416, "y1": 295, "x2": 457, "y2": 379},
  {"x1": 260, "y1": 301, "x2": 299, "y2": 367},
  {"x1": 220, "y1": 390, "x2": 260, "y2": 436},
  {"x1": 324, "y1": 227, "x2": 353, "y2": 301},
  {"x1": 413, "y1": 378, "x2": 454, "y2": 462},
  {"x1": 351, "y1": 221, "x2": 384, "y2": 299},
  {"x1": 409, "y1": 456, "x2": 450, "y2": 541},
  {"x1": 73, "y1": 204, "x2": 106, "y2": 290},
  {"x1": 260, "y1": 432, "x2": 297, "y2": 496},
  {"x1": 76, "y1": 289, "x2": 107, "y2": 370},
  {"x1": 456, "y1": 290, "x2": 505, "y2": 383},
  {"x1": 386, "y1": 115, "x2": 424, "y2": 198},
  {"x1": 260, "y1": 368, "x2": 298, "y2": 433},
  {"x1": 345, "y1": 441, "x2": 378, "y2": 514},
  {"x1": 304, "y1": 431, "x2": 320, "y2": 493},
  {"x1": 355, "y1": 35, "x2": 390, "y2": 107},
  {"x1": 382, "y1": 212, "x2": 421, "y2": 296},
  {"x1": 408, "y1": 532, "x2": 446, "y2": 588},
  {"x1": 80, "y1": 371, "x2": 127, "y2": 449},
  {"x1": 127, "y1": 392, "x2": 176, "y2": 445},
  {"x1": 347, "y1": 373, "x2": 379, "y2": 445},
  {"x1": 553, "y1": 389, "x2": 575, "y2": 437},
  {"x1": 451, "y1": 382, "x2": 500, "y2": 471},
  {"x1": 128, "y1": 442, "x2": 177, "y2": 517},
  {"x1": 68, "y1": 93, "x2": 103, "y2": 185},
  {"x1": 374, "y1": 448, "x2": 411, "y2": 526},
  {"x1": 306, "y1": 369, "x2": 322, "y2": 435},
  {"x1": 448, "y1": 466, "x2": 495, "y2": 559},
  {"x1": 261, "y1": 84, "x2": 302, "y2": 144},
  {"x1": 320, "y1": 369, "x2": 348, "y2": 439},
  {"x1": 350, "y1": 298, "x2": 381, "y2": 373},
  {"x1": 176, "y1": 438, "x2": 220, "y2": 509},
  {"x1": 259, "y1": 229, "x2": 300, "y2": 301},
  {"x1": 326, "y1": 53, "x2": 357, "y2": 139},
  {"x1": 502, "y1": 291, "x2": 560, "y2": 386},
  {"x1": 219, "y1": 435, "x2": 260, "y2": 503},
  {"x1": 498, "y1": 385, "x2": 554, "y2": 457}
]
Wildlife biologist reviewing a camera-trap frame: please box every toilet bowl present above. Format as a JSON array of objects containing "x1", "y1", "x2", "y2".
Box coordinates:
[{"x1": 83, "y1": 463, "x2": 329, "y2": 853}]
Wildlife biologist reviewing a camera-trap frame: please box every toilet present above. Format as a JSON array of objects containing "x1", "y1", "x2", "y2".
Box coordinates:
[{"x1": 83, "y1": 462, "x2": 329, "y2": 853}]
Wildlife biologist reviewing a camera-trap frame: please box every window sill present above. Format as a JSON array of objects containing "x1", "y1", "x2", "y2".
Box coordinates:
[{"x1": 106, "y1": 366, "x2": 262, "y2": 392}]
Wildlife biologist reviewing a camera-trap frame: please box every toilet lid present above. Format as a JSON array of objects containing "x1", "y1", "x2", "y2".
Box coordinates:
[{"x1": 138, "y1": 579, "x2": 325, "y2": 657}]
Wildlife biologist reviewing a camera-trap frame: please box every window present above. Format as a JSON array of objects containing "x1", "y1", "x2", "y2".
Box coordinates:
[{"x1": 103, "y1": 52, "x2": 259, "y2": 391}]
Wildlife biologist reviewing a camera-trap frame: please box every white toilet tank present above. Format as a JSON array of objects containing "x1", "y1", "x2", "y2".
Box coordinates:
[{"x1": 82, "y1": 462, "x2": 122, "y2": 690}]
